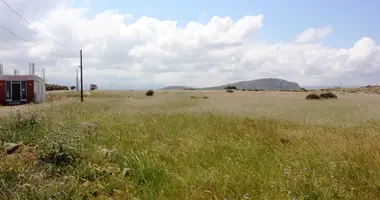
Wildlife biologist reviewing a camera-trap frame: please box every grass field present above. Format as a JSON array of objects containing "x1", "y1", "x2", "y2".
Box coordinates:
[{"x1": 1, "y1": 90, "x2": 380, "y2": 199}]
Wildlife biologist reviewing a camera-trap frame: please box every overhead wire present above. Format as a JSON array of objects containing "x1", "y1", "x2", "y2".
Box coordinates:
[
  {"x1": 0, "y1": 0, "x2": 88, "y2": 85},
  {"x1": 0, "y1": 21, "x2": 77, "y2": 75},
  {"x1": 0, "y1": 0, "x2": 67, "y2": 48},
  {"x1": 0, "y1": 23, "x2": 73, "y2": 59},
  {"x1": 0, "y1": 23, "x2": 27, "y2": 42}
]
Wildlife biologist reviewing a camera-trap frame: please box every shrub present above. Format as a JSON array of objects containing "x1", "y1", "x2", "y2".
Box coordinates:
[
  {"x1": 224, "y1": 86, "x2": 237, "y2": 90},
  {"x1": 226, "y1": 89, "x2": 234, "y2": 93},
  {"x1": 38, "y1": 142, "x2": 79, "y2": 167},
  {"x1": 320, "y1": 92, "x2": 337, "y2": 99},
  {"x1": 89, "y1": 84, "x2": 98, "y2": 91},
  {"x1": 37, "y1": 133, "x2": 81, "y2": 168},
  {"x1": 146, "y1": 90, "x2": 154, "y2": 96},
  {"x1": 306, "y1": 93, "x2": 321, "y2": 100}
]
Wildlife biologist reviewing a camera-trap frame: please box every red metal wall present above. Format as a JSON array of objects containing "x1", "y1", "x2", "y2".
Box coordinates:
[
  {"x1": 27, "y1": 80, "x2": 34, "y2": 103},
  {"x1": 0, "y1": 81, "x2": 5, "y2": 105}
]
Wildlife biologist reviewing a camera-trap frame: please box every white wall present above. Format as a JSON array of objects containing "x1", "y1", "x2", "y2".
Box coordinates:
[{"x1": 33, "y1": 78, "x2": 46, "y2": 103}]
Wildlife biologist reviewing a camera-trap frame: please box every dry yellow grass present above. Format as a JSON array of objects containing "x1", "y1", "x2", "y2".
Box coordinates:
[{"x1": 1, "y1": 90, "x2": 380, "y2": 199}]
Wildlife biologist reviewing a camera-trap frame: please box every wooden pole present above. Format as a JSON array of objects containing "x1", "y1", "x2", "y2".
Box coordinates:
[
  {"x1": 76, "y1": 68, "x2": 79, "y2": 92},
  {"x1": 80, "y1": 50, "x2": 83, "y2": 102}
]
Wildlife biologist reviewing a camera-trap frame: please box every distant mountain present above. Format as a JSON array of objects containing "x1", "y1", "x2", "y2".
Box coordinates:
[
  {"x1": 160, "y1": 86, "x2": 194, "y2": 90},
  {"x1": 160, "y1": 78, "x2": 301, "y2": 90},
  {"x1": 202, "y1": 78, "x2": 301, "y2": 90}
]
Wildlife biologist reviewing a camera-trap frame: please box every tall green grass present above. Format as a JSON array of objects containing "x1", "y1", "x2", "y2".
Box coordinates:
[{"x1": 1, "y1": 94, "x2": 380, "y2": 199}]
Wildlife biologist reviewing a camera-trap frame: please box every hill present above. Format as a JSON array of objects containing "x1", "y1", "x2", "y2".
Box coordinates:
[
  {"x1": 161, "y1": 78, "x2": 301, "y2": 90},
  {"x1": 160, "y1": 86, "x2": 194, "y2": 90},
  {"x1": 202, "y1": 78, "x2": 301, "y2": 90}
]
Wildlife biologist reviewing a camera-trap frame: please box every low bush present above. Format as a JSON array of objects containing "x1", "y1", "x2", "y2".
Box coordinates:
[
  {"x1": 306, "y1": 92, "x2": 338, "y2": 100},
  {"x1": 306, "y1": 93, "x2": 321, "y2": 100},
  {"x1": 146, "y1": 90, "x2": 154, "y2": 96},
  {"x1": 37, "y1": 133, "x2": 81, "y2": 168},
  {"x1": 224, "y1": 85, "x2": 237, "y2": 90},
  {"x1": 226, "y1": 89, "x2": 234, "y2": 93},
  {"x1": 320, "y1": 92, "x2": 338, "y2": 99}
]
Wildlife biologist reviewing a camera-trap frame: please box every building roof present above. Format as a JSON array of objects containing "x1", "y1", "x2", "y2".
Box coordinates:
[{"x1": 0, "y1": 75, "x2": 43, "y2": 81}]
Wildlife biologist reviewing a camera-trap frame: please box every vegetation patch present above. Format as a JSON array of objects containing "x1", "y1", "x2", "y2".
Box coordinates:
[
  {"x1": 306, "y1": 92, "x2": 338, "y2": 100},
  {"x1": 320, "y1": 92, "x2": 338, "y2": 99},
  {"x1": 0, "y1": 91, "x2": 379, "y2": 199},
  {"x1": 306, "y1": 93, "x2": 321, "y2": 100},
  {"x1": 37, "y1": 139, "x2": 80, "y2": 167},
  {"x1": 146, "y1": 90, "x2": 154, "y2": 96},
  {"x1": 224, "y1": 85, "x2": 237, "y2": 90}
]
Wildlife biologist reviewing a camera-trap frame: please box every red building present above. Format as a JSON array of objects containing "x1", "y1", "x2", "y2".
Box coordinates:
[{"x1": 0, "y1": 75, "x2": 47, "y2": 106}]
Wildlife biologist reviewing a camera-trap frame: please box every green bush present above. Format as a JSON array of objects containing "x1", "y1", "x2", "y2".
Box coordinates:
[
  {"x1": 306, "y1": 93, "x2": 321, "y2": 100},
  {"x1": 320, "y1": 92, "x2": 338, "y2": 99},
  {"x1": 224, "y1": 85, "x2": 237, "y2": 90},
  {"x1": 226, "y1": 89, "x2": 234, "y2": 93},
  {"x1": 146, "y1": 90, "x2": 154, "y2": 96},
  {"x1": 37, "y1": 133, "x2": 81, "y2": 168}
]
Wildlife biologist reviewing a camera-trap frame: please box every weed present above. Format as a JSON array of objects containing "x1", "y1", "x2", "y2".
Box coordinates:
[{"x1": 37, "y1": 132, "x2": 81, "y2": 168}]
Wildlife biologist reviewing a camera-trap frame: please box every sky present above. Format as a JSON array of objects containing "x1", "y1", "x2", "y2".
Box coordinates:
[{"x1": 0, "y1": 0, "x2": 379, "y2": 89}]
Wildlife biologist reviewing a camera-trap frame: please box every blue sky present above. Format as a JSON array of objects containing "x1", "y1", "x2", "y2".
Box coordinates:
[{"x1": 87, "y1": 0, "x2": 379, "y2": 48}]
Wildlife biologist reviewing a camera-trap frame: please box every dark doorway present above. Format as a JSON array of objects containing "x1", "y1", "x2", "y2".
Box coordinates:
[{"x1": 12, "y1": 82, "x2": 21, "y2": 101}]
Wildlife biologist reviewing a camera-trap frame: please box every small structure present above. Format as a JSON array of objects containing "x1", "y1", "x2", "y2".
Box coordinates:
[{"x1": 0, "y1": 63, "x2": 47, "y2": 106}]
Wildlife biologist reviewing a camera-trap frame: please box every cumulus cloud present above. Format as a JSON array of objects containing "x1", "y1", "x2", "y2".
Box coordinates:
[
  {"x1": 0, "y1": 1, "x2": 379, "y2": 89},
  {"x1": 296, "y1": 25, "x2": 332, "y2": 43}
]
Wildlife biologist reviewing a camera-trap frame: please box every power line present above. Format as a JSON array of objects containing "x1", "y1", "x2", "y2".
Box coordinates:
[
  {"x1": 0, "y1": 0, "x2": 66, "y2": 48},
  {"x1": 0, "y1": 23, "x2": 27, "y2": 42},
  {"x1": 0, "y1": 22, "x2": 76, "y2": 60}
]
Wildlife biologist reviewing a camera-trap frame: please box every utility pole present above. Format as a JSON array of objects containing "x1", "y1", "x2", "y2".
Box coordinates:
[
  {"x1": 80, "y1": 50, "x2": 83, "y2": 102},
  {"x1": 76, "y1": 68, "x2": 79, "y2": 92}
]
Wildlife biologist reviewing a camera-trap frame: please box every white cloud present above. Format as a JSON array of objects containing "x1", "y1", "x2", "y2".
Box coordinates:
[
  {"x1": 296, "y1": 25, "x2": 332, "y2": 43},
  {"x1": 0, "y1": 1, "x2": 379, "y2": 89}
]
